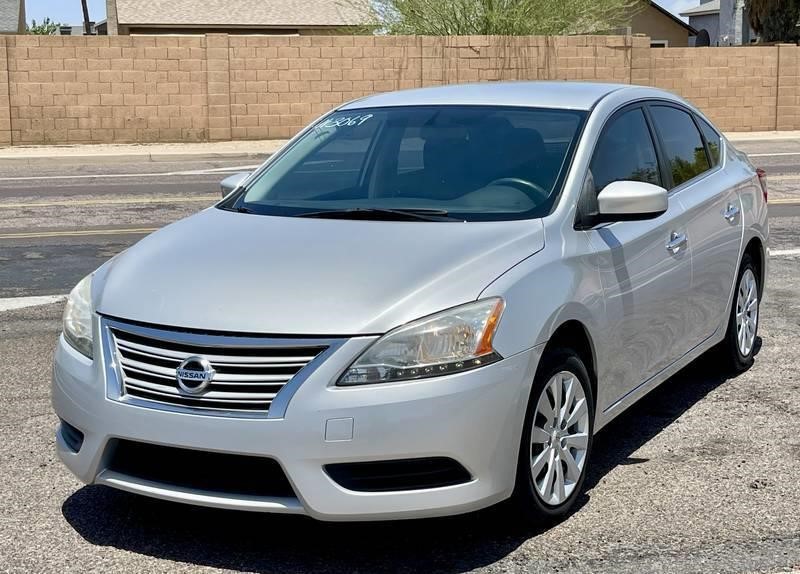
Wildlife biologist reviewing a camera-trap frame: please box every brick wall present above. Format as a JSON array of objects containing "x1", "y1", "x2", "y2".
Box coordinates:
[
  {"x1": 7, "y1": 35, "x2": 207, "y2": 144},
  {"x1": 2, "y1": 34, "x2": 799, "y2": 145}
]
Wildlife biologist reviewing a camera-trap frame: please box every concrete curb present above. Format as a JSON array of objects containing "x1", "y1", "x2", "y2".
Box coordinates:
[
  {"x1": 725, "y1": 131, "x2": 800, "y2": 142},
  {"x1": 0, "y1": 140, "x2": 289, "y2": 164},
  {"x1": 0, "y1": 151, "x2": 274, "y2": 167}
]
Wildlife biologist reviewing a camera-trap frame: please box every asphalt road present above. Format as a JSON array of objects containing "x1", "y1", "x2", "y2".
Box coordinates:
[{"x1": 0, "y1": 140, "x2": 799, "y2": 573}]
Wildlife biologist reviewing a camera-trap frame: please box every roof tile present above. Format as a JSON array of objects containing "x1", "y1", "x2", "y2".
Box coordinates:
[{"x1": 114, "y1": 0, "x2": 369, "y2": 28}]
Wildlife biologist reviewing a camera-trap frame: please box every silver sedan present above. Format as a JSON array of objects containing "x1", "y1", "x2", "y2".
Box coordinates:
[{"x1": 53, "y1": 81, "x2": 768, "y2": 522}]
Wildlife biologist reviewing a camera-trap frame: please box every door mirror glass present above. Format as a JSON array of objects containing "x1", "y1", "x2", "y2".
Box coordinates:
[
  {"x1": 220, "y1": 172, "x2": 252, "y2": 197},
  {"x1": 597, "y1": 180, "x2": 668, "y2": 222}
]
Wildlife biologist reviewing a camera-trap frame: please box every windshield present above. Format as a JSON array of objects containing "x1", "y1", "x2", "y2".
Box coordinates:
[{"x1": 225, "y1": 105, "x2": 586, "y2": 221}]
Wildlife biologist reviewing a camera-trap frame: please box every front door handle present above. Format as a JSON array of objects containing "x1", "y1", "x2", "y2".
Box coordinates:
[
  {"x1": 666, "y1": 231, "x2": 688, "y2": 254},
  {"x1": 723, "y1": 203, "x2": 740, "y2": 222}
]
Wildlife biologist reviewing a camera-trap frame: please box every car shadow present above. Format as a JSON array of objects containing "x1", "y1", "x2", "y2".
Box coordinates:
[{"x1": 61, "y1": 340, "x2": 759, "y2": 573}]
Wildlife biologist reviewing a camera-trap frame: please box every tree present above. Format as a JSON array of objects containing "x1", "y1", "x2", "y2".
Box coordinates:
[
  {"x1": 365, "y1": 0, "x2": 643, "y2": 36},
  {"x1": 26, "y1": 17, "x2": 60, "y2": 35},
  {"x1": 746, "y1": 0, "x2": 800, "y2": 42}
]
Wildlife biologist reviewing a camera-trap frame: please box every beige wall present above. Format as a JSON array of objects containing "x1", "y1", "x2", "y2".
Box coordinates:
[
  {"x1": 0, "y1": 34, "x2": 798, "y2": 146},
  {"x1": 631, "y1": 5, "x2": 692, "y2": 47}
]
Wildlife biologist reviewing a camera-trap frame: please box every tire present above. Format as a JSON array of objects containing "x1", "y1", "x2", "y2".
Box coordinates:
[
  {"x1": 719, "y1": 253, "x2": 760, "y2": 373},
  {"x1": 510, "y1": 348, "x2": 595, "y2": 524}
]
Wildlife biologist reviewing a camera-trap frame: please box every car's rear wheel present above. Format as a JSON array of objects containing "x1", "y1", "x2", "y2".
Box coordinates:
[
  {"x1": 511, "y1": 348, "x2": 594, "y2": 523},
  {"x1": 720, "y1": 253, "x2": 760, "y2": 372}
]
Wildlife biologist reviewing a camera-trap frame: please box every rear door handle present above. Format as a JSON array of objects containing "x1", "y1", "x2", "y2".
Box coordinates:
[
  {"x1": 666, "y1": 231, "x2": 688, "y2": 254},
  {"x1": 723, "y1": 203, "x2": 740, "y2": 222}
]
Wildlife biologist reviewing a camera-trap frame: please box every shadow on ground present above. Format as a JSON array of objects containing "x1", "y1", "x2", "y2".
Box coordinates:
[{"x1": 62, "y1": 344, "x2": 757, "y2": 573}]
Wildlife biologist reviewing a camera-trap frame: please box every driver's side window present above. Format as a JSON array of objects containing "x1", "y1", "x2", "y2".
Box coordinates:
[{"x1": 590, "y1": 107, "x2": 661, "y2": 195}]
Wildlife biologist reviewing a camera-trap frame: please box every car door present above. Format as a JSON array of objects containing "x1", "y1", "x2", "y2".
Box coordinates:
[
  {"x1": 584, "y1": 105, "x2": 693, "y2": 409},
  {"x1": 648, "y1": 105, "x2": 743, "y2": 346}
]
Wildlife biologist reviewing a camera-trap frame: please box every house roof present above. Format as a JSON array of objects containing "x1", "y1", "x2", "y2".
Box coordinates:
[
  {"x1": 648, "y1": 1, "x2": 698, "y2": 34},
  {"x1": 0, "y1": 0, "x2": 22, "y2": 33},
  {"x1": 112, "y1": 0, "x2": 369, "y2": 28},
  {"x1": 680, "y1": 0, "x2": 721, "y2": 17}
]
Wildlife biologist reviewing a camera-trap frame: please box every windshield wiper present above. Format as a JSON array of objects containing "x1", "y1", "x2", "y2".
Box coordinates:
[{"x1": 296, "y1": 207, "x2": 457, "y2": 222}]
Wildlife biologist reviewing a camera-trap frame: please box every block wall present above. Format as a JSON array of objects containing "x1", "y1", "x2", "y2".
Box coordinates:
[{"x1": 1, "y1": 34, "x2": 798, "y2": 145}]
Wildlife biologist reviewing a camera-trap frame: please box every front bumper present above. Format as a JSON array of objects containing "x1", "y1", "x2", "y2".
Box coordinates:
[{"x1": 52, "y1": 323, "x2": 542, "y2": 521}]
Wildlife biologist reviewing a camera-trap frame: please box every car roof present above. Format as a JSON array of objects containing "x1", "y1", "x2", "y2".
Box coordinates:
[{"x1": 339, "y1": 81, "x2": 636, "y2": 112}]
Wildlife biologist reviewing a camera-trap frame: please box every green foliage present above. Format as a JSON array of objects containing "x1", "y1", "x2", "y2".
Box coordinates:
[
  {"x1": 669, "y1": 147, "x2": 709, "y2": 187},
  {"x1": 26, "y1": 17, "x2": 61, "y2": 35},
  {"x1": 746, "y1": 0, "x2": 800, "y2": 42},
  {"x1": 365, "y1": 0, "x2": 643, "y2": 36}
]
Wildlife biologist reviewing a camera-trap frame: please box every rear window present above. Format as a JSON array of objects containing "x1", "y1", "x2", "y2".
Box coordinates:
[
  {"x1": 650, "y1": 106, "x2": 711, "y2": 188},
  {"x1": 697, "y1": 117, "x2": 722, "y2": 167},
  {"x1": 231, "y1": 106, "x2": 587, "y2": 221}
]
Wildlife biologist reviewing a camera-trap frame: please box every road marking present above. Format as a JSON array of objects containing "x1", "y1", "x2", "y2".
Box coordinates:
[
  {"x1": 769, "y1": 198, "x2": 800, "y2": 205},
  {"x1": 764, "y1": 174, "x2": 800, "y2": 181},
  {"x1": 0, "y1": 227, "x2": 157, "y2": 240},
  {"x1": 771, "y1": 248, "x2": 800, "y2": 257},
  {"x1": 0, "y1": 294, "x2": 66, "y2": 312},
  {"x1": 0, "y1": 195, "x2": 218, "y2": 209},
  {"x1": 749, "y1": 152, "x2": 800, "y2": 157},
  {"x1": 0, "y1": 164, "x2": 260, "y2": 182}
]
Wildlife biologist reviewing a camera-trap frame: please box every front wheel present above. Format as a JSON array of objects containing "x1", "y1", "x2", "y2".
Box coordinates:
[{"x1": 510, "y1": 348, "x2": 594, "y2": 523}]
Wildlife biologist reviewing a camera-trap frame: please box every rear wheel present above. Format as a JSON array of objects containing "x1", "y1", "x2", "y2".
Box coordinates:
[
  {"x1": 511, "y1": 348, "x2": 594, "y2": 523},
  {"x1": 720, "y1": 254, "x2": 760, "y2": 372}
]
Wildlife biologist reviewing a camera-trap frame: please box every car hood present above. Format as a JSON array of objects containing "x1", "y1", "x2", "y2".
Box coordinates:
[{"x1": 94, "y1": 208, "x2": 545, "y2": 335}]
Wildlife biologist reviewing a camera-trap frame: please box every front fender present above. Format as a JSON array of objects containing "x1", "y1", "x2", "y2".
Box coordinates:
[{"x1": 480, "y1": 234, "x2": 603, "y2": 360}]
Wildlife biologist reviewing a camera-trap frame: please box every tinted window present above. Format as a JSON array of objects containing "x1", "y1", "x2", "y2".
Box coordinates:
[
  {"x1": 234, "y1": 106, "x2": 586, "y2": 221},
  {"x1": 590, "y1": 108, "x2": 661, "y2": 194},
  {"x1": 697, "y1": 117, "x2": 721, "y2": 166},
  {"x1": 650, "y1": 106, "x2": 710, "y2": 187}
]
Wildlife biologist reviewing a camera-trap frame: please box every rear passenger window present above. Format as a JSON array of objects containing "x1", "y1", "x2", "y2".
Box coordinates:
[
  {"x1": 650, "y1": 106, "x2": 710, "y2": 187},
  {"x1": 590, "y1": 108, "x2": 661, "y2": 194},
  {"x1": 697, "y1": 117, "x2": 721, "y2": 166}
]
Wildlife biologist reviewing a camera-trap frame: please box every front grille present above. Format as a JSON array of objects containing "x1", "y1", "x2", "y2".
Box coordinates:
[
  {"x1": 107, "y1": 439, "x2": 296, "y2": 498},
  {"x1": 107, "y1": 322, "x2": 328, "y2": 415}
]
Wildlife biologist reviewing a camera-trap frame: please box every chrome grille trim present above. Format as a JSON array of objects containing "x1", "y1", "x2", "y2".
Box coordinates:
[{"x1": 101, "y1": 317, "x2": 344, "y2": 419}]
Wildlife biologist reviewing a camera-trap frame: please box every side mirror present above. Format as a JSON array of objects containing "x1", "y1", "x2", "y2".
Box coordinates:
[
  {"x1": 596, "y1": 180, "x2": 668, "y2": 222},
  {"x1": 220, "y1": 172, "x2": 252, "y2": 198}
]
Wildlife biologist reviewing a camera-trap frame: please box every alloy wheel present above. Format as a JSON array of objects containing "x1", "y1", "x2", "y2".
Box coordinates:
[
  {"x1": 735, "y1": 268, "x2": 758, "y2": 357},
  {"x1": 530, "y1": 371, "x2": 590, "y2": 506}
]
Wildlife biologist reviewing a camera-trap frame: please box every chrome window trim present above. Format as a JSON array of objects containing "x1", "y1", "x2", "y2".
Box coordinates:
[{"x1": 100, "y1": 316, "x2": 345, "y2": 420}]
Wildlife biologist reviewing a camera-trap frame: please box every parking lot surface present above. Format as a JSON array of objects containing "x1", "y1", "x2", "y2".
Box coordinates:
[{"x1": 0, "y1": 139, "x2": 798, "y2": 573}]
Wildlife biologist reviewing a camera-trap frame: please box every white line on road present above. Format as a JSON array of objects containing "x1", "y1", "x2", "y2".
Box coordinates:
[
  {"x1": 749, "y1": 152, "x2": 800, "y2": 157},
  {"x1": 0, "y1": 294, "x2": 66, "y2": 312},
  {"x1": 0, "y1": 195, "x2": 218, "y2": 209},
  {"x1": 0, "y1": 165, "x2": 260, "y2": 182},
  {"x1": 771, "y1": 248, "x2": 800, "y2": 257}
]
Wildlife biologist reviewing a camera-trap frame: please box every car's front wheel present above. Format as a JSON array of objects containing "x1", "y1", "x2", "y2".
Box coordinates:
[{"x1": 511, "y1": 348, "x2": 594, "y2": 523}]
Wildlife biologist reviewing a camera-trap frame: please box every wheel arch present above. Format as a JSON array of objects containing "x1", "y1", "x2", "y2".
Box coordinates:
[
  {"x1": 542, "y1": 319, "x2": 598, "y2": 409},
  {"x1": 743, "y1": 236, "x2": 765, "y2": 298}
]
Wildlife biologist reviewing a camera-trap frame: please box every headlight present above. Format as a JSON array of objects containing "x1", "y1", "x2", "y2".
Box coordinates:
[
  {"x1": 338, "y1": 298, "x2": 505, "y2": 386},
  {"x1": 63, "y1": 274, "x2": 94, "y2": 359}
]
